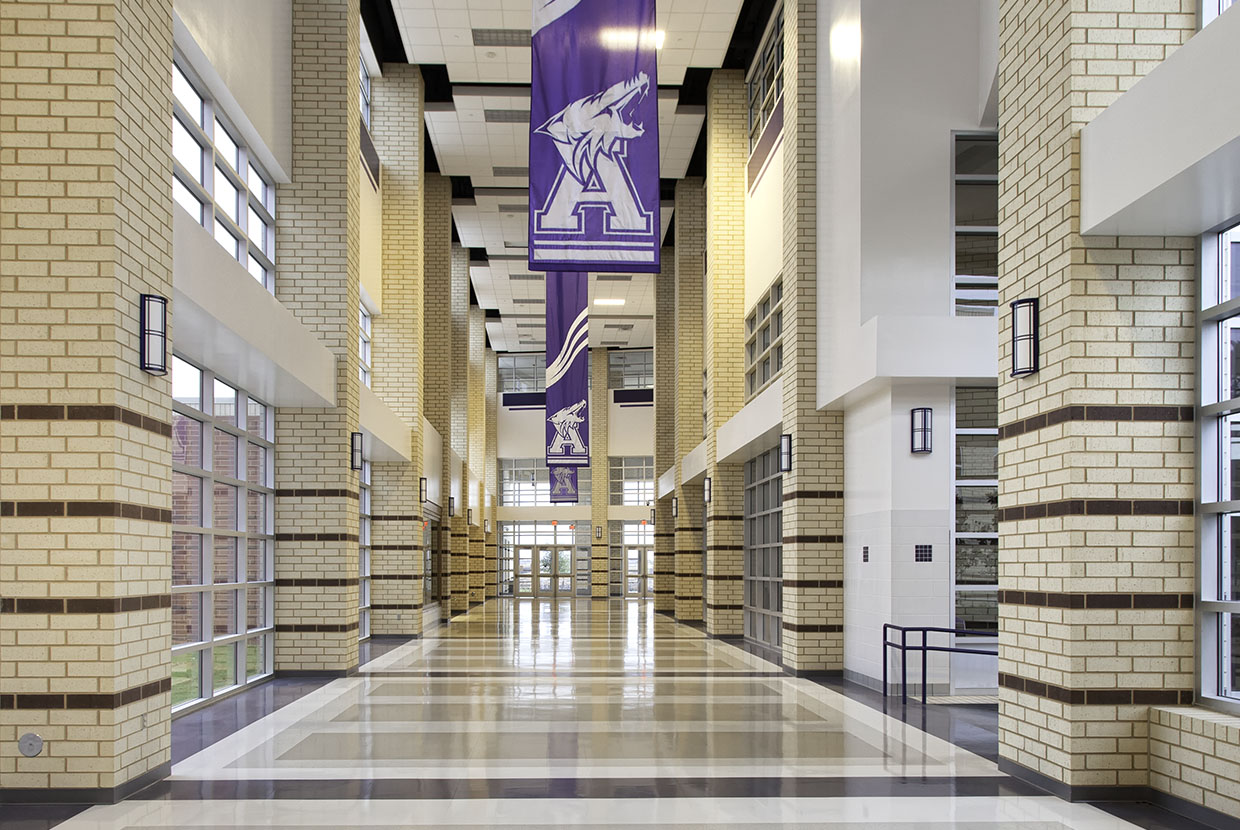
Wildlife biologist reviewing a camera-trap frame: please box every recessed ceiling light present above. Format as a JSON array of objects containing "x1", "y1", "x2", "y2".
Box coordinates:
[{"x1": 594, "y1": 298, "x2": 625, "y2": 306}]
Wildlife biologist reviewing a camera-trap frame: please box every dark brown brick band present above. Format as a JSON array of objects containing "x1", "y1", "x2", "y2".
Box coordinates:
[
  {"x1": 0, "y1": 678, "x2": 171, "y2": 711},
  {"x1": 1000, "y1": 590, "x2": 1193, "y2": 609},
  {"x1": 654, "y1": 531, "x2": 675, "y2": 538},
  {"x1": 1000, "y1": 404, "x2": 1194, "y2": 440},
  {"x1": 998, "y1": 499, "x2": 1193, "y2": 522},
  {"x1": 706, "y1": 514, "x2": 743, "y2": 522},
  {"x1": 675, "y1": 526, "x2": 703, "y2": 534},
  {"x1": 371, "y1": 603, "x2": 423, "y2": 610},
  {"x1": 783, "y1": 579, "x2": 844, "y2": 589},
  {"x1": 0, "y1": 594, "x2": 171, "y2": 614},
  {"x1": 706, "y1": 574, "x2": 744, "y2": 581},
  {"x1": 783, "y1": 534, "x2": 844, "y2": 544},
  {"x1": 705, "y1": 603, "x2": 743, "y2": 610},
  {"x1": 0, "y1": 403, "x2": 173, "y2": 438},
  {"x1": 783, "y1": 490, "x2": 844, "y2": 501},
  {"x1": 782, "y1": 622, "x2": 843, "y2": 633},
  {"x1": 372, "y1": 514, "x2": 422, "y2": 522},
  {"x1": 371, "y1": 573, "x2": 418, "y2": 580},
  {"x1": 273, "y1": 578, "x2": 358, "y2": 587},
  {"x1": 706, "y1": 544, "x2": 743, "y2": 551},
  {"x1": 274, "y1": 533, "x2": 360, "y2": 542},
  {"x1": 999, "y1": 672, "x2": 1193, "y2": 706},
  {"x1": 371, "y1": 544, "x2": 419, "y2": 551},
  {"x1": 0, "y1": 501, "x2": 171, "y2": 523},
  {"x1": 274, "y1": 622, "x2": 359, "y2": 633},
  {"x1": 275, "y1": 489, "x2": 359, "y2": 500}
]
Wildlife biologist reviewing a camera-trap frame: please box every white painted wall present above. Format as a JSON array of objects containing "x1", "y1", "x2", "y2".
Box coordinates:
[
  {"x1": 424, "y1": 418, "x2": 443, "y2": 509},
  {"x1": 607, "y1": 399, "x2": 654, "y2": 455},
  {"x1": 173, "y1": 1, "x2": 292, "y2": 179},
  {"x1": 844, "y1": 380, "x2": 954, "y2": 691},
  {"x1": 498, "y1": 403, "x2": 544, "y2": 458},
  {"x1": 817, "y1": 0, "x2": 998, "y2": 408},
  {"x1": 745, "y1": 140, "x2": 785, "y2": 311}
]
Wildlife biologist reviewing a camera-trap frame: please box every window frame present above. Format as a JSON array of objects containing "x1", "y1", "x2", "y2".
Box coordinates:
[
  {"x1": 607, "y1": 349, "x2": 654, "y2": 389},
  {"x1": 498, "y1": 353, "x2": 547, "y2": 393},
  {"x1": 359, "y1": 457, "x2": 372, "y2": 641},
  {"x1": 950, "y1": 387, "x2": 999, "y2": 638},
  {"x1": 608, "y1": 456, "x2": 655, "y2": 507},
  {"x1": 745, "y1": 6, "x2": 784, "y2": 152},
  {"x1": 951, "y1": 131, "x2": 999, "y2": 318},
  {"x1": 500, "y1": 458, "x2": 592, "y2": 507},
  {"x1": 359, "y1": 304, "x2": 373, "y2": 388}
]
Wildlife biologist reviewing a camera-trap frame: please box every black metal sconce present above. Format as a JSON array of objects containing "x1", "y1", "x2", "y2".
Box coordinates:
[
  {"x1": 911, "y1": 408, "x2": 932, "y2": 454},
  {"x1": 350, "y1": 432, "x2": 363, "y2": 470},
  {"x1": 484, "y1": 518, "x2": 490, "y2": 534},
  {"x1": 139, "y1": 294, "x2": 168, "y2": 375},
  {"x1": 419, "y1": 477, "x2": 427, "y2": 503},
  {"x1": 595, "y1": 525, "x2": 603, "y2": 540},
  {"x1": 779, "y1": 433, "x2": 792, "y2": 472},
  {"x1": 703, "y1": 477, "x2": 712, "y2": 503},
  {"x1": 1011, "y1": 298, "x2": 1039, "y2": 377},
  {"x1": 448, "y1": 496, "x2": 455, "y2": 517},
  {"x1": 671, "y1": 496, "x2": 678, "y2": 518},
  {"x1": 650, "y1": 508, "x2": 656, "y2": 526},
  {"x1": 467, "y1": 508, "x2": 473, "y2": 525}
]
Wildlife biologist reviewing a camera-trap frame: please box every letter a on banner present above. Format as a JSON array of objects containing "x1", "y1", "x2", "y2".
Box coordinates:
[
  {"x1": 529, "y1": 0, "x2": 660, "y2": 273},
  {"x1": 546, "y1": 271, "x2": 589, "y2": 503}
]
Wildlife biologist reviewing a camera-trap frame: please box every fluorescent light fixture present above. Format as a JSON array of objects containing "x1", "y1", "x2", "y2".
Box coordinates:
[
  {"x1": 600, "y1": 28, "x2": 665, "y2": 49},
  {"x1": 594, "y1": 298, "x2": 625, "y2": 306}
]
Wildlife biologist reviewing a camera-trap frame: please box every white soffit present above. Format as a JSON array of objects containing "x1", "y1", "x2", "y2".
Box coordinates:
[{"x1": 1081, "y1": 6, "x2": 1240, "y2": 236}]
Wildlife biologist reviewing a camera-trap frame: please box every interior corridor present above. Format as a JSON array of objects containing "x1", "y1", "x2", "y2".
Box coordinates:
[{"x1": 12, "y1": 600, "x2": 1188, "y2": 829}]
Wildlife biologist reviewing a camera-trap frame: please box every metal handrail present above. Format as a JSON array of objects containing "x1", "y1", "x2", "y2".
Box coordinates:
[{"x1": 882, "y1": 623, "x2": 998, "y2": 704}]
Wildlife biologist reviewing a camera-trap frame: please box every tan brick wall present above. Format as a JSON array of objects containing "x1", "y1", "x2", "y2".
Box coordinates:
[
  {"x1": 273, "y1": 0, "x2": 362, "y2": 673},
  {"x1": 467, "y1": 306, "x2": 484, "y2": 604},
  {"x1": 997, "y1": 0, "x2": 1196, "y2": 790},
  {"x1": 1, "y1": 0, "x2": 175, "y2": 793},
  {"x1": 703, "y1": 69, "x2": 747, "y2": 637},
  {"x1": 653, "y1": 247, "x2": 676, "y2": 611},
  {"x1": 421, "y1": 172, "x2": 451, "y2": 614},
  {"x1": 369, "y1": 63, "x2": 424, "y2": 635},
  {"x1": 590, "y1": 350, "x2": 610, "y2": 596},
  {"x1": 447, "y1": 243, "x2": 469, "y2": 613},
  {"x1": 673, "y1": 178, "x2": 705, "y2": 620},
  {"x1": 777, "y1": 0, "x2": 844, "y2": 673},
  {"x1": 484, "y1": 347, "x2": 498, "y2": 599},
  {"x1": 1149, "y1": 707, "x2": 1240, "y2": 818}
]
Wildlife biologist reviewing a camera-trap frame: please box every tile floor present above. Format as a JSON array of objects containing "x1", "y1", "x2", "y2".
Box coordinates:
[{"x1": 12, "y1": 599, "x2": 1210, "y2": 828}]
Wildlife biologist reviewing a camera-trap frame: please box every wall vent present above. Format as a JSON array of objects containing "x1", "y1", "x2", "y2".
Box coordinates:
[
  {"x1": 472, "y1": 28, "x2": 531, "y2": 47},
  {"x1": 493, "y1": 166, "x2": 529, "y2": 177},
  {"x1": 484, "y1": 109, "x2": 530, "y2": 123},
  {"x1": 914, "y1": 544, "x2": 932, "y2": 563}
]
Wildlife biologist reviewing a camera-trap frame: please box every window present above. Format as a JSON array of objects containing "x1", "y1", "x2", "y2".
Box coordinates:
[
  {"x1": 498, "y1": 353, "x2": 546, "y2": 393},
  {"x1": 746, "y1": 6, "x2": 784, "y2": 151},
  {"x1": 953, "y1": 387, "x2": 998, "y2": 632},
  {"x1": 359, "y1": 457, "x2": 371, "y2": 641},
  {"x1": 500, "y1": 458, "x2": 592, "y2": 506},
  {"x1": 953, "y1": 134, "x2": 999, "y2": 317},
  {"x1": 1199, "y1": 221, "x2": 1240, "y2": 710},
  {"x1": 359, "y1": 56, "x2": 372, "y2": 129},
  {"x1": 172, "y1": 58, "x2": 276, "y2": 292},
  {"x1": 744, "y1": 447, "x2": 782, "y2": 652},
  {"x1": 171, "y1": 356, "x2": 274, "y2": 711},
  {"x1": 1204, "y1": 0, "x2": 1235, "y2": 26},
  {"x1": 608, "y1": 349, "x2": 653, "y2": 389},
  {"x1": 609, "y1": 456, "x2": 654, "y2": 506},
  {"x1": 359, "y1": 304, "x2": 373, "y2": 388},
  {"x1": 745, "y1": 281, "x2": 784, "y2": 400}
]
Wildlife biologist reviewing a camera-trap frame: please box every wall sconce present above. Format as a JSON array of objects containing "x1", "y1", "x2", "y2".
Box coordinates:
[
  {"x1": 467, "y1": 508, "x2": 473, "y2": 524},
  {"x1": 139, "y1": 294, "x2": 168, "y2": 375},
  {"x1": 911, "y1": 408, "x2": 932, "y2": 454},
  {"x1": 703, "y1": 477, "x2": 712, "y2": 503},
  {"x1": 671, "y1": 496, "x2": 678, "y2": 518},
  {"x1": 1010, "y1": 298, "x2": 1039, "y2": 377},
  {"x1": 419, "y1": 477, "x2": 427, "y2": 503},
  {"x1": 448, "y1": 496, "x2": 455, "y2": 517},
  {"x1": 650, "y1": 508, "x2": 656, "y2": 526},
  {"x1": 595, "y1": 525, "x2": 603, "y2": 540},
  {"x1": 485, "y1": 518, "x2": 490, "y2": 534},
  {"x1": 350, "y1": 432, "x2": 363, "y2": 470},
  {"x1": 779, "y1": 433, "x2": 792, "y2": 472}
]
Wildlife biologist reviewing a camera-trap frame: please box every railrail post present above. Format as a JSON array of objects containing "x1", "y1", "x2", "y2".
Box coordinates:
[
  {"x1": 900, "y1": 627, "x2": 908, "y2": 704},
  {"x1": 922, "y1": 628, "x2": 929, "y2": 705},
  {"x1": 881, "y1": 624, "x2": 889, "y2": 695}
]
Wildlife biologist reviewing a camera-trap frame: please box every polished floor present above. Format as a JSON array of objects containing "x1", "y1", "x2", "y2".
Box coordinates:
[{"x1": 22, "y1": 600, "x2": 1205, "y2": 828}]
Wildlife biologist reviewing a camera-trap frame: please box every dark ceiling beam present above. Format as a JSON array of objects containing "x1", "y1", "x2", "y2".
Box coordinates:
[{"x1": 361, "y1": 0, "x2": 407, "y2": 64}]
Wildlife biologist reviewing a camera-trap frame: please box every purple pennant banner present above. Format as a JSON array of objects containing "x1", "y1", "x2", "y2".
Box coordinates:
[
  {"x1": 546, "y1": 271, "x2": 590, "y2": 503},
  {"x1": 529, "y1": 0, "x2": 661, "y2": 273}
]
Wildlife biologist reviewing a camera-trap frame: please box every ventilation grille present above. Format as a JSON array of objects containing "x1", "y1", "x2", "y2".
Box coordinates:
[
  {"x1": 595, "y1": 274, "x2": 632, "y2": 281},
  {"x1": 484, "y1": 109, "x2": 530, "y2": 123},
  {"x1": 914, "y1": 544, "x2": 932, "y2": 563},
  {"x1": 493, "y1": 166, "x2": 529, "y2": 177},
  {"x1": 601, "y1": 341, "x2": 628, "y2": 346},
  {"x1": 510, "y1": 273, "x2": 543, "y2": 281},
  {"x1": 603, "y1": 323, "x2": 634, "y2": 331},
  {"x1": 862, "y1": 546, "x2": 869, "y2": 563},
  {"x1": 512, "y1": 297, "x2": 545, "y2": 304},
  {"x1": 516, "y1": 322, "x2": 545, "y2": 328},
  {"x1": 472, "y1": 28, "x2": 531, "y2": 47},
  {"x1": 497, "y1": 203, "x2": 530, "y2": 213}
]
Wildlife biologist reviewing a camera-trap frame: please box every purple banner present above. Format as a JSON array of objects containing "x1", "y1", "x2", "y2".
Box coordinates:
[
  {"x1": 529, "y1": 0, "x2": 660, "y2": 273},
  {"x1": 546, "y1": 272, "x2": 590, "y2": 502}
]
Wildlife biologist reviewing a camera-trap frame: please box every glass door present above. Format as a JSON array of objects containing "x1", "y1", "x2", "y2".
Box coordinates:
[
  {"x1": 533, "y1": 546, "x2": 574, "y2": 596},
  {"x1": 625, "y1": 546, "x2": 653, "y2": 597},
  {"x1": 516, "y1": 547, "x2": 535, "y2": 596}
]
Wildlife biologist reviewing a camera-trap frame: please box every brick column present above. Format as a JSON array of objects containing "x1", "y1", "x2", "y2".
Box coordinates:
[
  {"x1": 369, "y1": 64, "x2": 424, "y2": 635},
  {"x1": 484, "y1": 348, "x2": 498, "y2": 599},
  {"x1": 467, "y1": 306, "x2": 485, "y2": 605},
  {"x1": 0, "y1": 0, "x2": 174, "y2": 798},
  {"x1": 703, "y1": 70, "x2": 747, "y2": 637},
  {"x1": 653, "y1": 247, "x2": 676, "y2": 611},
  {"x1": 673, "y1": 179, "x2": 705, "y2": 619},
  {"x1": 590, "y1": 349, "x2": 610, "y2": 597},
  {"x1": 421, "y1": 173, "x2": 451, "y2": 616},
  {"x1": 273, "y1": 0, "x2": 363, "y2": 674},
  {"x1": 997, "y1": 0, "x2": 1195, "y2": 792},
  {"x1": 447, "y1": 244, "x2": 470, "y2": 614},
  {"x1": 779, "y1": 0, "x2": 845, "y2": 674}
]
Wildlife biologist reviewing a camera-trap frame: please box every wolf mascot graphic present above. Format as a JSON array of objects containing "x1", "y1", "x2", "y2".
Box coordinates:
[{"x1": 548, "y1": 400, "x2": 589, "y2": 458}]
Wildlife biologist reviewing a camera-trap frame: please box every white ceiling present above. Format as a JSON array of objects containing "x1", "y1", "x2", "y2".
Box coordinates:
[{"x1": 386, "y1": 0, "x2": 743, "y2": 352}]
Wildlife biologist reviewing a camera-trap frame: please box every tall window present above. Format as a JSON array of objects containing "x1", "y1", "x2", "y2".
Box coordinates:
[
  {"x1": 953, "y1": 387, "x2": 998, "y2": 632},
  {"x1": 744, "y1": 447, "x2": 782, "y2": 653},
  {"x1": 359, "y1": 56, "x2": 372, "y2": 129},
  {"x1": 952, "y1": 133, "x2": 999, "y2": 316},
  {"x1": 1199, "y1": 222, "x2": 1240, "y2": 709},
  {"x1": 171, "y1": 356, "x2": 274, "y2": 710},
  {"x1": 498, "y1": 353, "x2": 546, "y2": 392},
  {"x1": 746, "y1": 6, "x2": 784, "y2": 150},
  {"x1": 608, "y1": 350, "x2": 653, "y2": 389},
  {"x1": 359, "y1": 304, "x2": 373, "y2": 388},
  {"x1": 172, "y1": 59, "x2": 276, "y2": 291},
  {"x1": 500, "y1": 458, "x2": 592, "y2": 506},
  {"x1": 745, "y1": 281, "x2": 784, "y2": 400},
  {"x1": 359, "y1": 457, "x2": 371, "y2": 640},
  {"x1": 608, "y1": 456, "x2": 654, "y2": 506}
]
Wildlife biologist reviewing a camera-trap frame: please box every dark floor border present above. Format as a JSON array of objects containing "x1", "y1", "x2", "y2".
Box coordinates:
[
  {"x1": 0, "y1": 761, "x2": 170, "y2": 805},
  {"x1": 273, "y1": 666, "x2": 357, "y2": 678},
  {"x1": 999, "y1": 758, "x2": 1240, "y2": 830},
  {"x1": 139, "y1": 774, "x2": 1044, "y2": 801}
]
